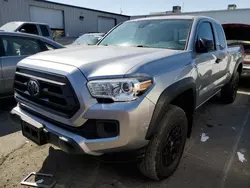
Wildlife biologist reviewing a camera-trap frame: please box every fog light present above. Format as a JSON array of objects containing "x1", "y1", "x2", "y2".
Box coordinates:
[{"x1": 96, "y1": 120, "x2": 119, "y2": 138}]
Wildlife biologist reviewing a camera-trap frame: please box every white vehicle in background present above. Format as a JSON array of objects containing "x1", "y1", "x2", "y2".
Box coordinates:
[
  {"x1": 0, "y1": 21, "x2": 53, "y2": 40},
  {"x1": 70, "y1": 33, "x2": 105, "y2": 46},
  {"x1": 223, "y1": 23, "x2": 250, "y2": 76}
]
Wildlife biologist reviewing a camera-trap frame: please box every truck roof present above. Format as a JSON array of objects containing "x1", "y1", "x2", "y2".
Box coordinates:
[
  {"x1": 4, "y1": 21, "x2": 48, "y2": 26},
  {"x1": 129, "y1": 15, "x2": 217, "y2": 22},
  {"x1": 0, "y1": 21, "x2": 49, "y2": 32}
]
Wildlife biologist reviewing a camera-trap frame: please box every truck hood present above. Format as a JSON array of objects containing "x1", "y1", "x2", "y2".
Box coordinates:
[{"x1": 28, "y1": 45, "x2": 181, "y2": 79}]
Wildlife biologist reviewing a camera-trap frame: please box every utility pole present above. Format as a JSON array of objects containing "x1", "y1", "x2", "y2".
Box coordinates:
[{"x1": 120, "y1": 6, "x2": 123, "y2": 14}]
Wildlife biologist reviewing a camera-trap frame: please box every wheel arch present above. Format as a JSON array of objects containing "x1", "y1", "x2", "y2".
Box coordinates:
[
  {"x1": 145, "y1": 77, "x2": 196, "y2": 140},
  {"x1": 234, "y1": 59, "x2": 243, "y2": 76}
]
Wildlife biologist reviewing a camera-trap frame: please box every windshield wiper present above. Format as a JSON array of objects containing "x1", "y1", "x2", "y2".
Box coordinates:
[
  {"x1": 99, "y1": 44, "x2": 150, "y2": 47},
  {"x1": 135, "y1": 45, "x2": 151, "y2": 48}
]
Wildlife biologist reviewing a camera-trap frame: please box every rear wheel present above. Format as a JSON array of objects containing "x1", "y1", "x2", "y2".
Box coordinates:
[
  {"x1": 138, "y1": 105, "x2": 188, "y2": 180},
  {"x1": 221, "y1": 72, "x2": 239, "y2": 104}
]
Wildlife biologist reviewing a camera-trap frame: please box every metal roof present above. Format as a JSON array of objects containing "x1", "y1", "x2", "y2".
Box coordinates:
[
  {"x1": 127, "y1": 15, "x2": 212, "y2": 22},
  {"x1": 34, "y1": 0, "x2": 130, "y2": 17},
  {"x1": 132, "y1": 8, "x2": 250, "y2": 17},
  {"x1": 180, "y1": 8, "x2": 250, "y2": 15}
]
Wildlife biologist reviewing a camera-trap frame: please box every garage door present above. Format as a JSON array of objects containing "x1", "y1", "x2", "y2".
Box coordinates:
[
  {"x1": 30, "y1": 6, "x2": 64, "y2": 29},
  {"x1": 98, "y1": 17, "x2": 115, "y2": 33}
]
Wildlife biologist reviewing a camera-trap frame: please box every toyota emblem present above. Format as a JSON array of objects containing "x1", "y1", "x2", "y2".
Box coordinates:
[{"x1": 27, "y1": 80, "x2": 40, "y2": 97}]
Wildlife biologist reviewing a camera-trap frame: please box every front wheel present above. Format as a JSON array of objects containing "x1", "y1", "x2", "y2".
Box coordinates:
[
  {"x1": 138, "y1": 105, "x2": 188, "y2": 180},
  {"x1": 221, "y1": 72, "x2": 239, "y2": 104}
]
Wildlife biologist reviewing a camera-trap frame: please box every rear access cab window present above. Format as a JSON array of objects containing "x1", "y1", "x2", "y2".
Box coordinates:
[
  {"x1": 39, "y1": 25, "x2": 50, "y2": 37},
  {"x1": 214, "y1": 24, "x2": 227, "y2": 50}
]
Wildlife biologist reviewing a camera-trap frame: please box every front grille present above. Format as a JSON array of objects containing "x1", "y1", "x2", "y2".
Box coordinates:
[{"x1": 14, "y1": 68, "x2": 80, "y2": 118}]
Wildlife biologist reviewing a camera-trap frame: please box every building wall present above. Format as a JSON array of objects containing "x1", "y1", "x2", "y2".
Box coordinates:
[
  {"x1": 0, "y1": 0, "x2": 129, "y2": 37},
  {"x1": 131, "y1": 9, "x2": 250, "y2": 25},
  {"x1": 181, "y1": 9, "x2": 250, "y2": 25}
]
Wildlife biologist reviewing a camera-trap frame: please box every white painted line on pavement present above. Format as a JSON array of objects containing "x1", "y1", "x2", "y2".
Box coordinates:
[
  {"x1": 237, "y1": 91, "x2": 250, "y2": 96},
  {"x1": 220, "y1": 110, "x2": 250, "y2": 188}
]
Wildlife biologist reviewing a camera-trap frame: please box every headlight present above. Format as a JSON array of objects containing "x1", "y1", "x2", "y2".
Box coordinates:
[{"x1": 87, "y1": 78, "x2": 153, "y2": 102}]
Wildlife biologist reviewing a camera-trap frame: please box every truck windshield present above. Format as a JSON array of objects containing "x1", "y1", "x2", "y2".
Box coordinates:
[
  {"x1": 99, "y1": 19, "x2": 193, "y2": 50},
  {"x1": 0, "y1": 22, "x2": 20, "y2": 32}
]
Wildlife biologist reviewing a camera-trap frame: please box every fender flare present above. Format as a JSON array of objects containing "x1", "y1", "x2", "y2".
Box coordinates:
[
  {"x1": 145, "y1": 77, "x2": 196, "y2": 140},
  {"x1": 233, "y1": 58, "x2": 243, "y2": 76}
]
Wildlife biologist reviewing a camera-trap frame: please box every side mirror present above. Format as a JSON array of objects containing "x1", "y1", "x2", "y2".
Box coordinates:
[{"x1": 196, "y1": 38, "x2": 214, "y2": 53}]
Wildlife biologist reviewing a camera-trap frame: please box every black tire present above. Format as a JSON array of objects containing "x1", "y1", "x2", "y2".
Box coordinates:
[
  {"x1": 221, "y1": 72, "x2": 239, "y2": 104},
  {"x1": 138, "y1": 105, "x2": 188, "y2": 180}
]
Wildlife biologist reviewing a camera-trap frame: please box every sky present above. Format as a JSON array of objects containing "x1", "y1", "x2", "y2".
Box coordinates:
[{"x1": 49, "y1": 0, "x2": 250, "y2": 15}]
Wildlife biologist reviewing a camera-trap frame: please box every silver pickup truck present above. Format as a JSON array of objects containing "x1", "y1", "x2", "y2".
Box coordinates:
[
  {"x1": 11, "y1": 16, "x2": 243, "y2": 180},
  {"x1": 0, "y1": 21, "x2": 53, "y2": 39}
]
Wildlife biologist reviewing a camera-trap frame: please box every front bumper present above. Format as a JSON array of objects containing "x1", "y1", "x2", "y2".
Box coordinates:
[
  {"x1": 11, "y1": 96, "x2": 155, "y2": 155},
  {"x1": 11, "y1": 106, "x2": 102, "y2": 155}
]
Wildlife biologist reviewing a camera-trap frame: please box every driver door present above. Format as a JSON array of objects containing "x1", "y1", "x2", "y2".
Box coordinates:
[{"x1": 194, "y1": 21, "x2": 221, "y2": 107}]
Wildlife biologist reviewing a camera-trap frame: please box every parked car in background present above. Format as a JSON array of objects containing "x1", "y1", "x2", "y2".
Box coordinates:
[
  {"x1": 0, "y1": 31, "x2": 64, "y2": 98},
  {"x1": 11, "y1": 16, "x2": 243, "y2": 180},
  {"x1": 0, "y1": 22, "x2": 53, "y2": 39},
  {"x1": 228, "y1": 41, "x2": 250, "y2": 76},
  {"x1": 223, "y1": 23, "x2": 250, "y2": 76},
  {"x1": 71, "y1": 33, "x2": 105, "y2": 46}
]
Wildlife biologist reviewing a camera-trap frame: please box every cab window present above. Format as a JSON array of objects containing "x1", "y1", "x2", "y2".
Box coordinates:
[
  {"x1": 19, "y1": 24, "x2": 39, "y2": 35},
  {"x1": 197, "y1": 22, "x2": 216, "y2": 51},
  {"x1": 40, "y1": 25, "x2": 50, "y2": 37}
]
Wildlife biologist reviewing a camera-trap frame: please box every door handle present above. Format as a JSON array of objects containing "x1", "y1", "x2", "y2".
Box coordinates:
[{"x1": 216, "y1": 58, "x2": 222, "y2": 63}]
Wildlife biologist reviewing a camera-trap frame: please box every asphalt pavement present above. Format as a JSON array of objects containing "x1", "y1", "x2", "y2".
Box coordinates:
[{"x1": 0, "y1": 79, "x2": 250, "y2": 188}]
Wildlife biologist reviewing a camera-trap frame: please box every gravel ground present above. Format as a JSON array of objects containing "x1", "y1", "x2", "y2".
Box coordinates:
[{"x1": 0, "y1": 79, "x2": 250, "y2": 188}]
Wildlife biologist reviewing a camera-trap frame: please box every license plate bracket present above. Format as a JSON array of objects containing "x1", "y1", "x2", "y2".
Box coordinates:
[{"x1": 21, "y1": 121, "x2": 47, "y2": 145}]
